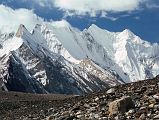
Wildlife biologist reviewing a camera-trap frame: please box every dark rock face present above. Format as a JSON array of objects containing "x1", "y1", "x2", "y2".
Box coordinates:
[
  {"x1": 0, "y1": 41, "x2": 118, "y2": 95},
  {"x1": 42, "y1": 55, "x2": 83, "y2": 94},
  {"x1": 4, "y1": 53, "x2": 46, "y2": 93}
]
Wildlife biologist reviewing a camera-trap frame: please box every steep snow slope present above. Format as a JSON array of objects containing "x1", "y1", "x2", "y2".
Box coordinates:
[
  {"x1": 86, "y1": 26, "x2": 159, "y2": 82},
  {"x1": 0, "y1": 24, "x2": 120, "y2": 94},
  {"x1": 39, "y1": 21, "x2": 159, "y2": 82}
]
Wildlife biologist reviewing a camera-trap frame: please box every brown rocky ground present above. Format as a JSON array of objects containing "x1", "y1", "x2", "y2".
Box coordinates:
[
  {"x1": 1, "y1": 75, "x2": 159, "y2": 120},
  {"x1": 0, "y1": 92, "x2": 74, "y2": 120}
]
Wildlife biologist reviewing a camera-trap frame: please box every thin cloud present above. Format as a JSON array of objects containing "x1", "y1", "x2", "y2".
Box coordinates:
[
  {"x1": 21, "y1": 0, "x2": 153, "y2": 19},
  {"x1": 0, "y1": 4, "x2": 43, "y2": 33},
  {"x1": 0, "y1": 4, "x2": 71, "y2": 34},
  {"x1": 134, "y1": 16, "x2": 140, "y2": 20},
  {"x1": 53, "y1": 0, "x2": 144, "y2": 17},
  {"x1": 145, "y1": 3, "x2": 159, "y2": 9}
]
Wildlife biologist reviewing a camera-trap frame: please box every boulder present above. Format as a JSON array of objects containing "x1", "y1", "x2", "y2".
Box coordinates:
[{"x1": 108, "y1": 96, "x2": 135, "y2": 116}]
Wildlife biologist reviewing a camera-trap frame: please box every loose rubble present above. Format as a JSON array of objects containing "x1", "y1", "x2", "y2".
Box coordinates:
[{"x1": 1, "y1": 75, "x2": 159, "y2": 120}]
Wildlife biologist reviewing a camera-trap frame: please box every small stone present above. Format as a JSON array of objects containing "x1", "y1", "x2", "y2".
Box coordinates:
[
  {"x1": 76, "y1": 111, "x2": 82, "y2": 115},
  {"x1": 135, "y1": 101, "x2": 141, "y2": 107},
  {"x1": 155, "y1": 111, "x2": 159, "y2": 114},
  {"x1": 154, "y1": 114, "x2": 159, "y2": 119},
  {"x1": 139, "y1": 107, "x2": 148, "y2": 114},
  {"x1": 89, "y1": 113, "x2": 96, "y2": 119},
  {"x1": 77, "y1": 115, "x2": 84, "y2": 119},
  {"x1": 101, "y1": 107, "x2": 105, "y2": 111},
  {"x1": 95, "y1": 97, "x2": 99, "y2": 101},
  {"x1": 149, "y1": 97, "x2": 156, "y2": 104},
  {"x1": 105, "y1": 111, "x2": 110, "y2": 115},
  {"x1": 47, "y1": 115, "x2": 54, "y2": 120},
  {"x1": 126, "y1": 109, "x2": 135, "y2": 116},
  {"x1": 148, "y1": 103, "x2": 154, "y2": 109},
  {"x1": 100, "y1": 101, "x2": 107, "y2": 107},
  {"x1": 147, "y1": 113, "x2": 151, "y2": 117},
  {"x1": 102, "y1": 95, "x2": 106, "y2": 98},
  {"x1": 84, "y1": 103, "x2": 90, "y2": 108},
  {"x1": 135, "y1": 112, "x2": 141, "y2": 118},
  {"x1": 48, "y1": 108, "x2": 54, "y2": 113},
  {"x1": 153, "y1": 95, "x2": 159, "y2": 100},
  {"x1": 94, "y1": 114, "x2": 100, "y2": 119},
  {"x1": 91, "y1": 102, "x2": 97, "y2": 106},
  {"x1": 100, "y1": 117, "x2": 108, "y2": 120},
  {"x1": 71, "y1": 106, "x2": 80, "y2": 112},
  {"x1": 154, "y1": 105, "x2": 159, "y2": 110},
  {"x1": 107, "y1": 88, "x2": 115, "y2": 94},
  {"x1": 61, "y1": 111, "x2": 69, "y2": 116},
  {"x1": 89, "y1": 107, "x2": 96, "y2": 112},
  {"x1": 114, "y1": 114, "x2": 126, "y2": 120},
  {"x1": 138, "y1": 114, "x2": 145, "y2": 120},
  {"x1": 128, "y1": 109, "x2": 135, "y2": 114},
  {"x1": 140, "y1": 107, "x2": 147, "y2": 110},
  {"x1": 140, "y1": 86, "x2": 147, "y2": 92}
]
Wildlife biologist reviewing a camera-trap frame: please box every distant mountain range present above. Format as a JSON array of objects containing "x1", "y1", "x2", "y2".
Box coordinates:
[{"x1": 0, "y1": 20, "x2": 159, "y2": 94}]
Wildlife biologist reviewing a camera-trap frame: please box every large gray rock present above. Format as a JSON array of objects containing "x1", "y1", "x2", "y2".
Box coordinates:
[{"x1": 108, "y1": 96, "x2": 135, "y2": 116}]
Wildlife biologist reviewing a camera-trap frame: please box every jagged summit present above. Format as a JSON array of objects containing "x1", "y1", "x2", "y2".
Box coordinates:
[
  {"x1": 89, "y1": 24, "x2": 99, "y2": 29},
  {"x1": 49, "y1": 20, "x2": 71, "y2": 29},
  {"x1": 122, "y1": 29, "x2": 133, "y2": 33},
  {"x1": 88, "y1": 24, "x2": 112, "y2": 33},
  {"x1": 16, "y1": 24, "x2": 26, "y2": 37},
  {"x1": 120, "y1": 29, "x2": 134, "y2": 37}
]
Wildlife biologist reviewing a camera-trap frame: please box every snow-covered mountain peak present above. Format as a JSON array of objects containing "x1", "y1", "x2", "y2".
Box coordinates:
[
  {"x1": 16, "y1": 24, "x2": 26, "y2": 37},
  {"x1": 49, "y1": 20, "x2": 71, "y2": 29},
  {"x1": 117, "y1": 29, "x2": 153, "y2": 46},
  {"x1": 89, "y1": 24, "x2": 99, "y2": 29},
  {"x1": 122, "y1": 29, "x2": 133, "y2": 35},
  {"x1": 117, "y1": 29, "x2": 135, "y2": 41},
  {"x1": 88, "y1": 24, "x2": 111, "y2": 33}
]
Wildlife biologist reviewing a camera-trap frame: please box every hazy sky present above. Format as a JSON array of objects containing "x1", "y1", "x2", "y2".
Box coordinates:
[{"x1": 0, "y1": 0, "x2": 159, "y2": 43}]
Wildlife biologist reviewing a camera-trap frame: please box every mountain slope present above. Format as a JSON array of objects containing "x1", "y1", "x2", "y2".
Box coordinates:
[
  {"x1": 0, "y1": 20, "x2": 159, "y2": 94},
  {"x1": 40, "y1": 21, "x2": 159, "y2": 82},
  {"x1": 0, "y1": 24, "x2": 120, "y2": 94}
]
